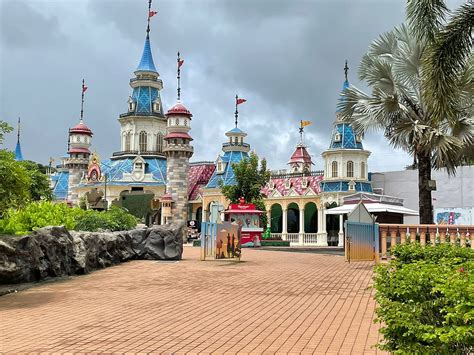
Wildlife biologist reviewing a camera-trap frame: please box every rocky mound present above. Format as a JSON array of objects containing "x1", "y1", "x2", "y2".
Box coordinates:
[{"x1": 0, "y1": 223, "x2": 185, "y2": 285}]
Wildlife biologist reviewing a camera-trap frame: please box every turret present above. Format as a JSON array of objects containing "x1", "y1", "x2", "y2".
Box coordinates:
[{"x1": 14, "y1": 117, "x2": 23, "y2": 161}]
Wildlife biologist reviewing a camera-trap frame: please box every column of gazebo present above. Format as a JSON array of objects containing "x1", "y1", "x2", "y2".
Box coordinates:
[
  {"x1": 282, "y1": 208, "x2": 288, "y2": 241},
  {"x1": 298, "y1": 207, "x2": 305, "y2": 246},
  {"x1": 338, "y1": 214, "x2": 344, "y2": 247},
  {"x1": 317, "y1": 206, "x2": 328, "y2": 246}
]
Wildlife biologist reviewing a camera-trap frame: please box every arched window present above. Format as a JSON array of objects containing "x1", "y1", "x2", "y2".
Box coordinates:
[
  {"x1": 139, "y1": 131, "x2": 147, "y2": 152},
  {"x1": 125, "y1": 132, "x2": 131, "y2": 151},
  {"x1": 156, "y1": 133, "x2": 163, "y2": 152},
  {"x1": 175, "y1": 118, "x2": 179, "y2": 126},
  {"x1": 360, "y1": 162, "x2": 366, "y2": 179},
  {"x1": 331, "y1": 161, "x2": 338, "y2": 178},
  {"x1": 347, "y1": 161, "x2": 354, "y2": 178}
]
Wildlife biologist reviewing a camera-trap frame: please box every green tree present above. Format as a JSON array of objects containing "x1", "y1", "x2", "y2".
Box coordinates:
[
  {"x1": 0, "y1": 150, "x2": 31, "y2": 216},
  {"x1": 20, "y1": 160, "x2": 53, "y2": 201},
  {"x1": 0, "y1": 120, "x2": 13, "y2": 146},
  {"x1": 219, "y1": 152, "x2": 271, "y2": 225},
  {"x1": 338, "y1": 24, "x2": 473, "y2": 224}
]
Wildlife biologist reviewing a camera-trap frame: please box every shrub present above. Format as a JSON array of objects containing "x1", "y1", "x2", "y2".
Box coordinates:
[
  {"x1": 0, "y1": 201, "x2": 84, "y2": 234},
  {"x1": 0, "y1": 202, "x2": 137, "y2": 234},
  {"x1": 74, "y1": 206, "x2": 137, "y2": 232},
  {"x1": 374, "y1": 243, "x2": 474, "y2": 354}
]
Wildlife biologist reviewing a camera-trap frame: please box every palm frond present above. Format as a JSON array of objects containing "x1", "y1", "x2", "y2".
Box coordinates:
[
  {"x1": 422, "y1": 2, "x2": 474, "y2": 121},
  {"x1": 406, "y1": 0, "x2": 448, "y2": 43}
]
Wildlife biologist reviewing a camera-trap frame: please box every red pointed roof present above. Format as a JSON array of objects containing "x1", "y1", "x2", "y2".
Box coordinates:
[
  {"x1": 166, "y1": 102, "x2": 193, "y2": 118},
  {"x1": 164, "y1": 132, "x2": 193, "y2": 140},
  {"x1": 288, "y1": 144, "x2": 313, "y2": 165},
  {"x1": 70, "y1": 121, "x2": 93, "y2": 136}
]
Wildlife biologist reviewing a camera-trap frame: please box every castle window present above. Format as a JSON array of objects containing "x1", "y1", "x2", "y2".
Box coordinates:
[
  {"x1": 156, "y1": 133, "x2": 163, "y2": 152},
  {"x1": 301, "y1": 177, "x2": 308, "y2": 188},
  {"x1": 356, "y1": 134, "x2": 362, "y2": 143},
  {"x1": 331, "y1": 161, "x2": 338, "y2": 178},
  {"x1": 139, "y1": 131, "x2": 147, "y2": 152},
  {"x1": 334, "y1": 132, "x2": 341, "y2": 142},
  {"x1": 184, "y1": 119, "x2": 188, "y2": 126},
  {"x1": 361, "y1": 162, "x2": 366, "y2": 179},
  {"x1": 348, "y1": 180, "x2": 356, "y2": 191},
  {"x1": 269, "y1": 181, "x2": 275, "y2": 189},
  {"x1": 125, "y1": 132, "x2": 131, "y2": 151},
  {"x1": 347, "y1": 161, "x2": 354, "y2": 178},
  {"x1": 175, "y1": 118, "x2": 179, "y2": 126},
  {"x1": 153, "y1": 101, "x2": 160, "y2": 112},
  {"x1": 285, "y1": 179, "x2": 291, "y2": 189}
]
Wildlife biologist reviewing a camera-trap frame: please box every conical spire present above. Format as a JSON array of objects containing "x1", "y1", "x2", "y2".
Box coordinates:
[
  {"x1": 15, "y1": 117, "x2": 23, "y2": 161},
  {"x1": 136, "y1": 0, "x2": 157, "y2": 72}
]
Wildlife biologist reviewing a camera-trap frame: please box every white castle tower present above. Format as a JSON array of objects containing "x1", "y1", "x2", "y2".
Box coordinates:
[{"x1": 64, "y1": 79, "x2": 93, "y2": 203}]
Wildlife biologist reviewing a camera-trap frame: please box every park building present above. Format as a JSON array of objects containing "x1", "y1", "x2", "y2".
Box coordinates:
[{"x1": 47, "y1": 5, "x2": 474, "y2": 245}]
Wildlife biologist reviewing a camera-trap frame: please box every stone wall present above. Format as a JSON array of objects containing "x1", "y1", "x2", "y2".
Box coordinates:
[{"x1": 0, "y1": 223, "x2": 185, "y2": 285}]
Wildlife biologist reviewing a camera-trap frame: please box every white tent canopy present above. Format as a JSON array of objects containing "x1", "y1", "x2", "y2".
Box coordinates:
[{"x1": 325, "y1": 203, "x2": 419, "y2": 216}]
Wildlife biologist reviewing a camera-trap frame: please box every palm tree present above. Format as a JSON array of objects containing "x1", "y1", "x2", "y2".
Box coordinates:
[
  {"x1": 338, "y1": 24, "x2": 473, "y2": 224},
  {"x1": 406, "y1": 0, "x2": 474, "y2": 122}
]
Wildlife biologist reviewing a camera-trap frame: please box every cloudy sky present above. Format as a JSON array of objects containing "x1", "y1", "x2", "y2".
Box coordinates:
[{"x1": 0, "y1": 0, "x2": 464, "y2": 172}]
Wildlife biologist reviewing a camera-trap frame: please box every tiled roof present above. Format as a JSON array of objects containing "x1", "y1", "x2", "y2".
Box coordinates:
[
  {"x1": 188, "y1": 163, "x2": 215, "y2": 200},
  {"x1": 289, "y1": 145, "x2": 313, "y2": 164},
  {"x1": 262, "y1": 174, "x2": 323, "y2": 197},
  {"x1": 320, "y1": 181, "x2": 373, "y2": 193},
  {"x1": 52, "y1": 171, "x2": 69, "y2": 200},
  {"x1": 206, "y1": 151, "x2": 249, "y2": 188},
  {"x1": 14, "y1": 140, "x2": 23, "y2": 161},
  {"x1": 329, "y1": 123, "x2": 363, "y2": 150},
  {"x1": 136, "y1": 37, "x2": 157, "y2": 72}
]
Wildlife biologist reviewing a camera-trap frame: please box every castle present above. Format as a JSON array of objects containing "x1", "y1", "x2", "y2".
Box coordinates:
[{"x1": 48, "y1": 3, "x2": 413, "y2": 246}]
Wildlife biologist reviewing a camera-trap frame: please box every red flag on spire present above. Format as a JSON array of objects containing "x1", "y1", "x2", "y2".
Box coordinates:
[
  {"x1": 178, "y1": 58, "x2": 184, "y2": 68},
  {"x1": 149, "y1": 10, "x2": 157, "y2": 18},
  {"x1": 82, "y1": 85, "x2": 88, "y2": 93},
  {"x1": 236, "y1": 98, "x2": 247, "y2": 105}
]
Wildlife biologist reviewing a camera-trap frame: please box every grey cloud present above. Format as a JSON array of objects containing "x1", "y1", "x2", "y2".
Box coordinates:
[
  {"x1": 0, "y1": 0, "x2": 65, "y2": 49},
  {"x1": 3, "y1": 0, "x2": 462, "y2": 172}
]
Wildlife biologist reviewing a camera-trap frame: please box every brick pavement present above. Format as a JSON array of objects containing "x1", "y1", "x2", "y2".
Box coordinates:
[{"x1": 0, "y1": 247, "x2": 385, "y2": 354}]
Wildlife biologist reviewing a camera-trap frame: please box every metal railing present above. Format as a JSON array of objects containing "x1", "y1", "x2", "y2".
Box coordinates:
[
  {"x1": 222, "y1": 142, "x2": 251, "y2": 148},
  {"x1": 112, "y1": 150, "x2": 164, "y2": 157},
  {"x1": 270, "y1": 170, "x2": 324, "y2": 178}
]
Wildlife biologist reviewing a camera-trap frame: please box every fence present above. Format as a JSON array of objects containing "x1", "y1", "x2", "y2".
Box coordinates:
[
  {"x1": 379, "y1": 224, "x2": 473, "y2": 258},
  {"x1": 270, "y1": 233, "x2": 320, "y2": 246}
]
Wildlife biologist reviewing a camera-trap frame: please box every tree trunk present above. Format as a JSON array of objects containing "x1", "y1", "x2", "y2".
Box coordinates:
[{"x1": 417, "y1": 151, "x2": 433, "y2": 224}]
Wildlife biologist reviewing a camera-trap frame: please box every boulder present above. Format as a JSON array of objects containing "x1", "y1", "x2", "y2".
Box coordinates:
[{"x1": 0, "y1": 222, "x2": 184, "y2": 285}]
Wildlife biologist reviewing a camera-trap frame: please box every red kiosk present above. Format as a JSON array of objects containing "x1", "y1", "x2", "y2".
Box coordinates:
[{"x1": 224, "y1": 198, "x2": 264, "y2": 246}]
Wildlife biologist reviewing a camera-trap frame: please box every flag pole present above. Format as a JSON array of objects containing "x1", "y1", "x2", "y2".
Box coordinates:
[
  {"x1": 299, "y1": 120, "x2": 304, "y2": 143},
  {"x1": 177, "y1": 51, "x2": 181, "y2": 101},
  {"x1": 234, "y1": 94, "x2": 239, "y2": 127},
  {"x1": 80, "y1": 79, "x2": 85, "y2": 123},
  {"x1": 146, "y1": 0, "x2": 152, "y2": 38}
]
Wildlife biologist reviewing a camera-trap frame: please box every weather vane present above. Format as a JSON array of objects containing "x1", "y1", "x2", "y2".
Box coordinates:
[
  {"x1": 234, "y1": 95, "x2": 247, "y2": 127},
  {"x1": 80, "y1": 79, "x2": 87, "y2": 123},
  {"x1": 344, "y1": 60, "x2": 349, "y2": 81},
  {"x1": 177, "y1": 52, "x2": 184, "y2": 101}
]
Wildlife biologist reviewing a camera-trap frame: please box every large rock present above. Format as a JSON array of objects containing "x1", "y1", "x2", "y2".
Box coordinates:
[{"x1": 0, "y1": 223, "x2": 184, "y2": 285}]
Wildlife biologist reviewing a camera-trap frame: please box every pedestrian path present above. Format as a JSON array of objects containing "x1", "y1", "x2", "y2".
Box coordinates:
[{"x1": 0, "y1": 248, "x2": 385, "y2": 354}]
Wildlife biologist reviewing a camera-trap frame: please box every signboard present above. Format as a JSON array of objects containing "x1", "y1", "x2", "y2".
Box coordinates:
[
  {"x1": 215, "y1": 222, "x2": 241, "y2": 260},
  {"x1": 435, "y1": 207, "x2": 474, "y2": 225}
]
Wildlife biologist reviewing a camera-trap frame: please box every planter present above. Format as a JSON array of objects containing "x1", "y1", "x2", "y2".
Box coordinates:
[{"x1": 260, "y1": 240, "x2": 290, "y2": 247}]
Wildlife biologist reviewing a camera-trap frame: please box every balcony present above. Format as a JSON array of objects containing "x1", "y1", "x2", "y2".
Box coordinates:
[
  {"x1": 270, "y1": 170, "x2": 324, "y2": 178},
  {"x1": 112, "y1": 150, "x2": 165, "y2": 158}
]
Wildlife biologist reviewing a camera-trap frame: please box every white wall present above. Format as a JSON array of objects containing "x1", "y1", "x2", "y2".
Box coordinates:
[{"x1": 370, "y1": 165, "x2": 474, "y2": 224}]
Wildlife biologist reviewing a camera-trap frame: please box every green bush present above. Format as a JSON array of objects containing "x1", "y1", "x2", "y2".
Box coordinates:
[
  {"x1": 374, "y1": 243, "x2": 474, "y2": 354},
  {"x1": 0, "y1": 202, "x2": 137, "y2": 234},
  {"x1": 75, "y1": 206, "x2": 137, "y2": 232},
  {"x1": 0, "y1": 201, "x2": 84, "y2": 234}
]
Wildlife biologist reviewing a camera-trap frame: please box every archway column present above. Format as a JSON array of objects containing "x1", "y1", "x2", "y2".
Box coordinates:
[
  {"x1": 298, "y1": 208, "x2": 305, "y2": 246},
  {"x1": 266, "y1": 209, "x2": 271, "y2": 228},
  {"x1": 282, "y1": 208, "x2": 288, "y2": 240},
  {"x1": 338, "y1": 214, "x2": 344, "y2": 247}
]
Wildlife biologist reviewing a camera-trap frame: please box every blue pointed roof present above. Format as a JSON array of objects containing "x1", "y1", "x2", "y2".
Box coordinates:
[
  {"x1": 226, "y1": 127, "x2": 245, "y2": 135},
  {"x1": 15, "y1": 140, "x2": 23, "y2": 161},
  {"x1": 336, "y1": 79, "x2": 350, "y2": 113},
  {"x1": 206, "y1": 150, "x2": 249, "y2": 188},
  {"x1": 136, "y1": 37, "x2": 157, "y2": 72}
]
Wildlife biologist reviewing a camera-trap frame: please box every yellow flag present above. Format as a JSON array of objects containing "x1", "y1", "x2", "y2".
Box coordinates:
[{"x1": 300, "y1": 120, "x2": 312, "y2": 127}]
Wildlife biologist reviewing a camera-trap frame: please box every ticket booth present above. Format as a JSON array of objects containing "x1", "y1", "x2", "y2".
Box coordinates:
[{"x1": 224, "y1": 199, "x2": 263, "y2": 246}]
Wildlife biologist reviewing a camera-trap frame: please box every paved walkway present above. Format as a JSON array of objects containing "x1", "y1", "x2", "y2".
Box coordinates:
[{"x1": 0, "y1": 247, "x2": 384, "y2": 354}]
